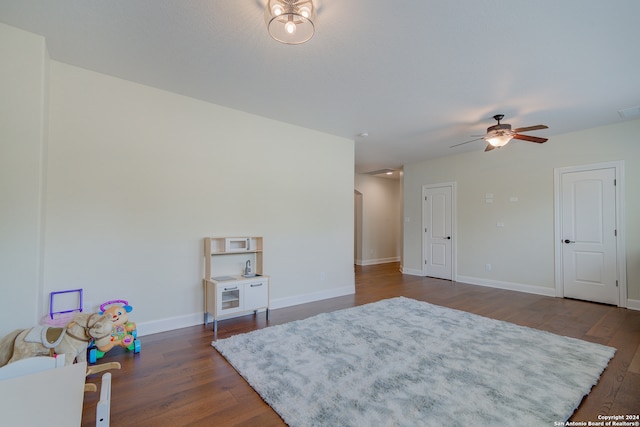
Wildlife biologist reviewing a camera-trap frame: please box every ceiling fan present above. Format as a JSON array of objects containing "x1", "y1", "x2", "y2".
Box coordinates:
[{"x1": 451, "y1": 114, "x2": 549, "y2": 152}]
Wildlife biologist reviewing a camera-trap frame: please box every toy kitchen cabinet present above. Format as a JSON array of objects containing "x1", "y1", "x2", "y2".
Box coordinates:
[{"x1": 203, "y1": 237, "x2": 270, "y2": 339}]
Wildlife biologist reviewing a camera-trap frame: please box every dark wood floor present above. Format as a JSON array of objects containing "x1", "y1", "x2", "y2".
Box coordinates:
[{"x1": 82, "y1": 263, "x2": 640, "y2": 426}]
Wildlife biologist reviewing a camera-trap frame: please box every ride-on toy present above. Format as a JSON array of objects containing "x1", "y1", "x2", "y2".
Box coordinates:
[{"x1": 88, "y1": 300, "x2": 140, "y2": 363}]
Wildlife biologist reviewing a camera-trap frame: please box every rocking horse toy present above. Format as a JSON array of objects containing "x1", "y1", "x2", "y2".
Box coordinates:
[
  {"x1": 0, "y1": 312, "x2": 114, "y2": 367},
  {"x1": 88, "y1": 299, "x2": 141, "y2": 363}
]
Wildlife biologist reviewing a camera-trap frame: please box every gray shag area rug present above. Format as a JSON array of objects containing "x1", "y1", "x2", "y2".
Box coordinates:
[{"x1": 212, "y1": 297, "x2": 615, "y2": 426}]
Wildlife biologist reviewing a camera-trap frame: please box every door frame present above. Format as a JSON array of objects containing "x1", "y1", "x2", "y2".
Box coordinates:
[
  {"x1": 422, "y1": 182, "x2": 457, "y2": 280},
  {"x1": 553, "y1": 161, "x2": 627, "y2": 307}
]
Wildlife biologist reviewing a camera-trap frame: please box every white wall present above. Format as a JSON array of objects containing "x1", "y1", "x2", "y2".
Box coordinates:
[
  {"x1": 403, "y1": 119, "x2": 640, "y2": 303},
  {"x1": 0, "y1": 23, "x2": 355, "y2": 337},
  {"x1": 43, "y1": 62, "x2": 355, "y2": 335},
  {"x1": 354, "y1": 174, "x2": 402, "y2": 265},
  {"x1": 0, "y1": 24, "x2": 48, "y2": 331}
]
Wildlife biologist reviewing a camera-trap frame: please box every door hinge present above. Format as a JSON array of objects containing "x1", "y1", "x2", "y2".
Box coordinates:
[
  {"x1": 424, "y1": 260, "x2": 427, "y2": 265},
  {"x1": 425, "y1": 227, "x2": 427, "y2": 233},
  {"x1": 614, "y1": 179, "x2": 616, "y2": 186},
  {"x1": 615, "y1": 229, "x2": 617, "y2": 236},
  {"x1": 616, "y1": 280, "x2": 618, "y2": 287}
]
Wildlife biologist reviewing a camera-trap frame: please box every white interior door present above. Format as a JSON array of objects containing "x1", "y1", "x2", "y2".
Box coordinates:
[
  {"x1": 560, "y1": 167, "x2": 618, "y2": 305},
  {"x1": 423, "y1": 184, "x2": 453, "y2": 280}
]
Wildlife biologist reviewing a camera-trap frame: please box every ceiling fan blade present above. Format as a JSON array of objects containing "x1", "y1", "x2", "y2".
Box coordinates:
[
  {"x1": 513, "y1": 134, "x2": 548, "y2": 143},
  {"x1": 484, "y1": 144, "x2": 496, "y2": 152},
  {"x1": 450, "y1": 137, "x2": 485, "y2": 148},
  {"x1": 513, "y1": 125, "x2": 548, "y2": 133}
]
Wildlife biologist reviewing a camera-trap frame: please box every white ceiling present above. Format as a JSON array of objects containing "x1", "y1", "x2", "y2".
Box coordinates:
[{"x1": 1, "y1": 0, "x2": 639, "y2": 173}]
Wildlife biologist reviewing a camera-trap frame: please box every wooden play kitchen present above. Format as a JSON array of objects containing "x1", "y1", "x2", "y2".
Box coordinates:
[{"x1": 203, "y1": 237, "x2": 269, "y2": 339}]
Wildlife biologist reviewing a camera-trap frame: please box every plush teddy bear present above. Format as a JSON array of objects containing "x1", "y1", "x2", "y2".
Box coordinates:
[{"x1": 96, "y1": 302, "x2": 137, "y2": 353}]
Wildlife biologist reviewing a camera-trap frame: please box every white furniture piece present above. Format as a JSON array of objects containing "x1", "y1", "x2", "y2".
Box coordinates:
[
  {"x1": 0, "y1": 354, "x2": 65, "y2": 380},
  {"x1": 96, "y1": 372, "x2": 112, "y2": 427},
  {"x1": 203, "y1": 237, "x2": 270, "y2": 339},
  {"x1": 0, "y1": 359, "x2": 86, "y2": 427}
]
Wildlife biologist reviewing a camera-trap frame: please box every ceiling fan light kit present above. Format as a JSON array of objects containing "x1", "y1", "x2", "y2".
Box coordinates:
[
  {"x1": 265, "y1": 0, "x2": 316, "y2": 45},
  {"x1": 451, "y1": 114, "x2": 549, "y2": 152}
]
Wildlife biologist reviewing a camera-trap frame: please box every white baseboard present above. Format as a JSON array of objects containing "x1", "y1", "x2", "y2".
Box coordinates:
[
  {"x1": 355, "y1": 257, "x2": 400, "y2": 266},
  {"x1": 455, "y1": 275, "x2": 557, "y2": 297},
  {"x1": 626, "y1": 298, "x2": 640, "y2": 311},
  {"x1": 269, "y1": 285, "x2": 355, "y2": 310},
  {"x1": 135, "y1": 283, "x2": 637, "y2": 338},
  {"x1": 402, "y1": 269, "x2": 556, "y2": 298},
  {"x1": 458, "y1": 276, "x2": 639, "y2": 309},
  {"x1": 136, "y1": 313, "x2": 204, "y2": 337},
  {"x1": 135, "y1": 285, "x2": 356, "y2": 337}
]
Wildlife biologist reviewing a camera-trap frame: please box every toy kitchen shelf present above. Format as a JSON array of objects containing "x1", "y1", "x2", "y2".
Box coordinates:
[{"x1": 203, "y1": 237, "x2": 269, "y2": 339}]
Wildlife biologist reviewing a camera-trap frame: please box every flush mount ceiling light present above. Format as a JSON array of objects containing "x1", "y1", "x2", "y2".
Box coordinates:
[{"x1": 265, "y1": 0, "x2": 316, "y2": 45}]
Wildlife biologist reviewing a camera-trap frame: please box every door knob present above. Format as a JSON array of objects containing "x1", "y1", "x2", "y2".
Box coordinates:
[
  {"x1": 563, "y1": 239, "x2": 575, "y2": 244},
  {"x1": 446, "y1": 236, "x2": 451, "y2": 240}
]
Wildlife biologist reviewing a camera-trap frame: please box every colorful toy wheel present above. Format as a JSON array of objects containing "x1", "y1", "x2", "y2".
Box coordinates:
[{"x1": 134, "y1": 339, "x2": 141, "y2": 353}]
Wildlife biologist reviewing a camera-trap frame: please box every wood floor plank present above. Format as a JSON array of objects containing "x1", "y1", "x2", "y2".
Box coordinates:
[
  {"x1": 629, "y1": 345, "x2": 640, "y2": 375},
  {"x1": 609, "y1": 371, "x2": 640, "y2": 415},
  {"x1": 81, "y1": 263, "x2": 640, "y2": 426},
  {"x1": 587, "y1": 309, "x2": 628, "y2": 341}
]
